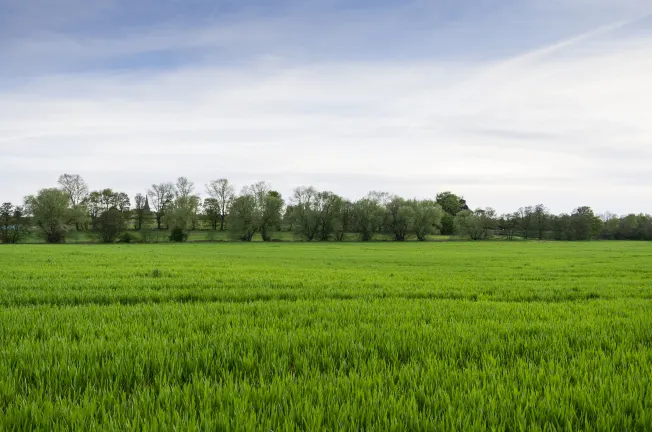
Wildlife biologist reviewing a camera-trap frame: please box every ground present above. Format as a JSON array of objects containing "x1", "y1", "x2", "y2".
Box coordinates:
[{"x1": 1, "y1": 242, "x2": 651, "y2": 430}]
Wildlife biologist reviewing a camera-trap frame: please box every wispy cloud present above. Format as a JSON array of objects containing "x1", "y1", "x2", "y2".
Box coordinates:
[{"x1": 1, "y1": 0, "x2": 651, "y2": 213}]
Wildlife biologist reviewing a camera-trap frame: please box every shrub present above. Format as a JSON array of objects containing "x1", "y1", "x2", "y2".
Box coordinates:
[{"x1": 169, "y1": 227, "x2": 188, "y2": 243}]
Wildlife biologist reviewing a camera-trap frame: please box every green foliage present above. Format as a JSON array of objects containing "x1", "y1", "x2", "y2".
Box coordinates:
[
  {"x1": 169, "y1": 227, "x2": 189, "y2": 243},
  {"x1": 352, "y1": 198, "x2": 384, "y2": 241},
  {"x1": 229, "y1": 184, "x2": 284, "y2": 242},
  {"x1": 229, "y1": 195, "x2": 258, "y2": 241},
  {"x1": 95, "y1": 208, "x2": 126, "y2": 243},
  {"x1": 1, "y1": 243, "x2": 652, "y2": 430},
  {"x1": 24, "y1": 188, "x2": 74, "y2": 243},
  {"x1": 454, "y1": 208, "x2": 497, "y2": 240},
  {"x1": 412, "y1": 200, "x2": 443, "y2": 241},
  {"x1": 440, "y1": 212, "x2": 455, "y2": 235},
  {"x1": 569, "y1": 206, "x2": 603, "y2": 240},
  {"x1": 0, "y1": 203, "x2": 30, "y2": 244},
  {"x1": 118, "y1": 232, "x2": 139, "y2": 244}
]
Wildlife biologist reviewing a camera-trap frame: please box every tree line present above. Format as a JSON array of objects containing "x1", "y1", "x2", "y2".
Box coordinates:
[{"x1": 1, "y1": 174, "x2": 651, "y2": 244}]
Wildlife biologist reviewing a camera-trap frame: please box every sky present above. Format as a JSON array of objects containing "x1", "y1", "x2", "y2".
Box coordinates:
[{"x1": 1, "y1": 0, "x2": 651, "y2": 214}]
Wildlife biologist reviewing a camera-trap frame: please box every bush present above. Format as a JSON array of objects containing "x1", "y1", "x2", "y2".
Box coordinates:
[
  {"x1": 118, "y1": 232, "x2": 139, "y2": 244},
  {"x1": 169, "y1": 227, "x2": 188, "y2": 243}
]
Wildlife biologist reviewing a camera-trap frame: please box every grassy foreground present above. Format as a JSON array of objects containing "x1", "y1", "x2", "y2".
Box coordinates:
[{"x1": 1, "y1": 242, "x2": 651, "y2": 430}]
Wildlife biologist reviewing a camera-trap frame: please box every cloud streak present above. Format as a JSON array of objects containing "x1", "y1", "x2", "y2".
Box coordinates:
[{"x1": 1, "y1": 0, "x2": 651, "y2": 214}]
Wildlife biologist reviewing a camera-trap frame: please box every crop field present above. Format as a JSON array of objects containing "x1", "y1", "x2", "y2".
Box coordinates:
[{"x1": 1, "y1": 242, "x2": 651, "y2": 430}]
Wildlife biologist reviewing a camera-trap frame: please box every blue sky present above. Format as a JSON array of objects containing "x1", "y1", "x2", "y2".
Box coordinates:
[{"x1": 1, "y1": 0, "x2": 651, "y2": 213}]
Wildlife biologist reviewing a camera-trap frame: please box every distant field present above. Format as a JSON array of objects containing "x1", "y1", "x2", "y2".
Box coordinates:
[{"x1": 1, "y1": 242, "x2": 651, "y2": 430}]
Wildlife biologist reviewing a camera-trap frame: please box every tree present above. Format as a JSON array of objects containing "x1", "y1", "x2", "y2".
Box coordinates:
[
  {"x1": 133, "y1": 193, "x2": 150, "y2": 230},
  {"x1": 148, "y1": 183, "x2": 175, "y2": 230},
  {"x1": 203, "y1": 198, "x2": 221, "y2": 231},
  {"x1": 436, "y1": 192, "x2": 468, "y2": 235},
  {"x1": 550, "y1": 214, "x2": 571, "y2": 240},
  {"x1": 334, "y1": 200, "x2": 353, "y2": 242},
  {"x1": 85, "y1": 191, "x2": 103, "y2": 228},
  {"x1": 290, "y1": 186, "x2": 320, "y2": 241},
  {"x1": 316, "y1": 192, "x2": 345, "y2": 241},
  {"x1": 533, "y1": 204, "x2": 550, "y2": 240},
  {"x1": 352, "y1": 198, "x2": 384, "y2": 241},
  {"x1": 83, "y1": 189, "x2": 128, "y2": 229},
  {"x1": 163, "y1": 194, "x2": 200, "y2": 234},
  {"x1": 58, "y1": 174, "x2": 89, "y2": 206},
  {"x1": 283, "y1": 205, "x2": 295, "y2": 232},
  {"x1": 386, "y1": 197, "x2": 413, "y2": 241},
  {"x1": 229, "y1": 184, "x2": 284, "y2": 242},
  {"x1": 259, "y1": 193, "x2": 284, "y2": 241},
  {"x1": 569, "y1": 206, "x2": 602, "y2": 240},
  {"x1": 516, "y1": 206, "x2": 534, "y2": 239},
  {"x1": 455, "y1": 208, "x2": 497, "y2": 240},
  {"x1": 95, "y1": 208, "x2": 125, "y2": 243},
  {"x1": 436, "y1": 192, "x2": 467, "y2": 215},
  {"x1": 175, "y1": 177, "x2": 195, "y2": 199},
  {"x1": 0, "y1": 203, "x2": 30, "y2": 244},
  {"x1": 206, "y1": 179, "x2": 235, "y2": 231},
  {"x1": 498, "y1": 212, "x2": 519, "y2": 240},
  {"x1": 411, "y1": 200, "x2": 443, "y2": 241},
  {"x1": 229, "y1": 195, "x2": 258, "y2": 241},
  {"x1": 24, "y1": 188, "x2": 74, "y2": 243},
  {"x1": 58, "y1": 174, "x2": 88, "y2": 231}
]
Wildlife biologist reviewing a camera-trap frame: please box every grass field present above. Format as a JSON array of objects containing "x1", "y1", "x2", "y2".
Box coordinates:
[{"x1": 1, "y1": 242, "x2": 651, "y2": 430}]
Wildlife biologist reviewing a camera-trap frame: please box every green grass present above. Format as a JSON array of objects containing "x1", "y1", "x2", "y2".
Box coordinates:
[{"x1": 1, "y1": 242, "x2": 651, "y2": 430}]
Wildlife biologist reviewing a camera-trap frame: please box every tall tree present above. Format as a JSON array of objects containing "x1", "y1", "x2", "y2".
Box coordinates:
[
  {"x1": 411, "y1": 200, "x2": 443, "y2": 241},
  {"x1": 316, "y1": 192, "x2": 345, "y2": 241},
  {"x1": 148, "y1": 183, "x2": 175, "y2": 230},
  {"x1": 175, "y1": 177, "x2": 195, "y2": 199},
  {"x1": 516, "y1": 206, "x2": 534, "y2": 239},
  {"x1": 569, "y1": 206, "x2": 603, "y2": 240},
  {"x1": 203, "y1": 198, "x2": 221, "y2": 231},
  {"x1": 229, "y1": 195, "x2": 259, "y2": 241},
  {"x1": 436, "y1": 191, "x2": 468, "y2": 235},
  {"x1": 290, "y1": 186, "x2": 320, "y2": 241},
  {"x1": 259, "y1": 193, "x2": 284, "y2": 242},
  {"x1": 206, "y1": 179, "x2": 235, "y2": 231},
  {"x1": 386, "y1": 196, "x2": 413, "y2": 241},
  {"x1": 533, "y1": 204, "x2": 550, "y2": 240},
  {"x1": 352, "y1": 198, "x2": 384, "y2": 241},
  {"x1": 58, "y1": 174, "x2": 89, "y2": 230},
  {"x1": 58, "y1": 174, "x2": 88, "y2": 207},
  {"x1": 24, "y1": 188, "x2": 74, "y2": 243}
]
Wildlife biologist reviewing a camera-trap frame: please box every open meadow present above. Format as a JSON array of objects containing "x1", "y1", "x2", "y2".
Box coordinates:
[{"x1": 1, "y1": 242, "x2": 651, "y2": 430}]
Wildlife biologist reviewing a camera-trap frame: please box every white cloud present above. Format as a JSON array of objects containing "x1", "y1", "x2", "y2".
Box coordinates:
[{"x1": 1, "y1": 3, "x2": 652, "y2": 214}]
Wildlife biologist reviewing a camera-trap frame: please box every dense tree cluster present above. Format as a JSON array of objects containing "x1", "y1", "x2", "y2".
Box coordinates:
[{"x1": 2, "y1": 174, "x2": 650, "y2": 244}]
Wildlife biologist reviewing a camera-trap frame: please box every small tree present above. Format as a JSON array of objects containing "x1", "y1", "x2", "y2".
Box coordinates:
[
  {"x1": 0, "y1": 203, "x2": 30, "y2": 243},
  {"x1": 229, "y1": 195, "x2": 258, "y2": 241},
  {"x1": 96, "y1": 208, "x2": 125, "y2": 243},
  {"x1": 455, "y1": 208, "x2": 497, "y2": 240},
  {"x1": 203, "y1": 198, "x2": 221, "y2": 231},
  {"x1": 412, "y1": 200, "x2": 443, "y2": 241},
  {"x1": 24, "y1": 188, "x2": 73, "y2": 243},
  {"x1": 259, "y1": 194, "x2": 283, "y2": 242}
]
